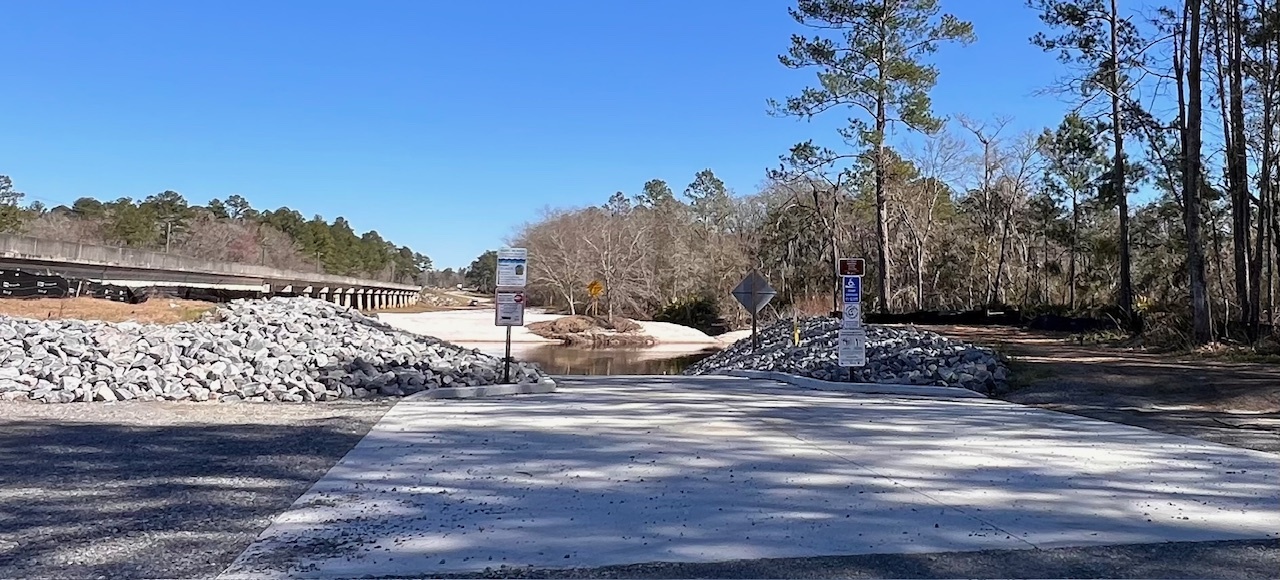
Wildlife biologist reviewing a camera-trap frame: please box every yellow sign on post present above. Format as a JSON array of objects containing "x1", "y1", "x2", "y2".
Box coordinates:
[{"x1": 586, "y1": 280, "x2": 603, "y2": 316}]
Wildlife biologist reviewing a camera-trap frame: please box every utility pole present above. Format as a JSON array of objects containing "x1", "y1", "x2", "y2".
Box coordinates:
[{"x1": 164, "y1": 222, "x2": 172, "y2": 253}]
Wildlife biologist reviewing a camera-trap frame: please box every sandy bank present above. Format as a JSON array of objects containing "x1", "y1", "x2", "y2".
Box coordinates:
[{"x1": 379, "y1": 308, "x2": 737, "y2": 346}]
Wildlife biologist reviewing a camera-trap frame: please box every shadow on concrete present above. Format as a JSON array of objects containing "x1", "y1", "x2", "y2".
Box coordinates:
[
  {"x1": 435, "y1": 538, "x2": 1280, "y2": 579},
  {"x1": 225, "y1": 376, "x2": 1280, "y2": 579}
]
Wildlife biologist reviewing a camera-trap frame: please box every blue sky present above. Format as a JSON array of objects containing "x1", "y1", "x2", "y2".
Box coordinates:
[{"x1": 2, "y1": 1, "x2": 1072, "y2": 268}]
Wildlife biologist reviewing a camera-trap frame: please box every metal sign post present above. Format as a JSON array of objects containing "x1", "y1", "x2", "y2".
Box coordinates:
[
  {"x1": 838, "y1": 257, "x2": 867, "y2": 380},
  {"x1": 732, "y1": 271, "x2": 776, "y2": 352},
  {"x1": 503, "y1": 327, "x2": 512, "y2": 383}
]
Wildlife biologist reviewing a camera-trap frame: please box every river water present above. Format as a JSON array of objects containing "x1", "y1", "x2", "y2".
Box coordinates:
[{"x1": 457, "y1": 343, "x2": 717, "y2": 375}]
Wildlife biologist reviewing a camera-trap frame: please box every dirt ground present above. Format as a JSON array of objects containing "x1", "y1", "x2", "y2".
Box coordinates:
[
  {"x1": 934, "y1": 325, "x2": 1280, "y2": 454},
  {"x1": 0, "y1": 297, "x2": 214, "y2": 324}
]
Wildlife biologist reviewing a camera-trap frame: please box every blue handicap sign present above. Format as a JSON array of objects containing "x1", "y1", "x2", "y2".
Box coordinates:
[{"x1": 842, "y1": 276, "x2": 861, "y2": 303}]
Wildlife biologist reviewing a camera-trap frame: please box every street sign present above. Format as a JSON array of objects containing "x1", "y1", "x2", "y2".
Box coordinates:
[
  {"x1": 587, "y1": 280, "x2": 604, "y2": 298},
  {"x1": 732, "y1": 271, "x2": 776, "y2": 315},
  {"x1": 842, "y1": 275, "x2": 862, "y2": 304},
  {"x1": 841, "y1": 302, "x2": 863, "y2": 329},
  {"x1": 839, "y1": 257, "x2": 865, "y2": 277},
  {"x1": 496, "y1": 248, "x2": 528, "y2": 288},
  {"x1": 494, "y1": 289, "x2": 525, "y2": 327},
  {"x1": 732, "y1": 270, "x2": 777, "y2": 352},
  {"x1": 838, "y1": 328, "x2": 867, "y2": 367}
]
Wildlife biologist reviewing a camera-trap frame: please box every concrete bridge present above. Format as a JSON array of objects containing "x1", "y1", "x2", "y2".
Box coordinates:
[{"x1": 0, "y1": 233, "x2": 421, "y2": 309}]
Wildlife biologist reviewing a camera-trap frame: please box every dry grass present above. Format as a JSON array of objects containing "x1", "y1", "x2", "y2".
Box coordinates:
[{"x1": 0, "y1": 297, "x2": 216, "y2": 324}]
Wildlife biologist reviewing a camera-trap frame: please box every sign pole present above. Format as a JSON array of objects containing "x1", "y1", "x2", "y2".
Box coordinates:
[
  {"x1": 751, "y1": 309, "x2": 758, "y2": 352},
  {"x1": 503, "y1": 326, "x2": 512, "y2": 384},
  {"x1": 732, "y1": 270, "x2": 776, "y2": 353}
]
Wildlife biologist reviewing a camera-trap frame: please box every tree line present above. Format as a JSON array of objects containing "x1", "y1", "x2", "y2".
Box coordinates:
[
  {"x1": 500, "y1": 0, "x2": 1278, "y2": 346},
  {"x1": 0, "y1": 177, "x2": 432, "y2": 284}
]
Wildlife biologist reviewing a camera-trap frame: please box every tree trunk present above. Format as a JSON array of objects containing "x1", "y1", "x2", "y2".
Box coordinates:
[
  {"x1": 1110, "y1": 0, "x2": 1134, "y2": 325},
  {"x1": 1043, "y1": 226, "x2": 1051, "y2": 305},
  {"x1": 831, "y1": 208, "x2": 841, "y2": 315},
  {"x1": 1183, "y1": 0, "x2": 1212, "y2": 345},
  {"x1": 1260, "y1": 0, "x2": 1275, "y2": 331},
  {"x1": 874, "y1": 111, "x2": 891, "y2": 313},
  {"x1": 916, "y1": 241, "x2": 925, "y2": 310},
  {"x1": 1070, "y1": 191, "x2": 1080, "y2": 310},
  {"x1": 992, "y1": 207, "x2": 1014, "y2": 307},
  {"x1": 1211, "y1": 206, "x2": 1231, "y2": 333},
  {"x1": 874, "y1": 18, "x2": 891, "y2": 314},
  {"x1": 1227, "y1": 0, "x2": 1257, "y2": 340}
]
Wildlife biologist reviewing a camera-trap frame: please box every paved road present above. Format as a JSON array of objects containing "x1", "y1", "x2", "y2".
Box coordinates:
[
  {"x1": 222, "y1": 376, "x2": 1280, "y2": 579},
  {"x1": 0, "y1": 400, "x2": 391, "y2": 579}
]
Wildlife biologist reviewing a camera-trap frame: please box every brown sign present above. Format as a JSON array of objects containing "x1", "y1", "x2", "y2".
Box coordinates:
[{"x1": 839, "y1": 258, "x2": 865, "y2": 277}]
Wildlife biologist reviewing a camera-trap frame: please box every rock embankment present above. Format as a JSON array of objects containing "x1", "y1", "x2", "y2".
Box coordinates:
[
  {"x1": 684, "y1": 317, "x2": 1008, "y2": 394},
  {"x1": 0, "y1": 297, "x2": 547, "y2": 403}
]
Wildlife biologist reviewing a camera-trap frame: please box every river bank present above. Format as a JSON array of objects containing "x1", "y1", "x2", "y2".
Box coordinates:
[{"x1": 378, "y1": 308, "x2": 743, "y2": 346}]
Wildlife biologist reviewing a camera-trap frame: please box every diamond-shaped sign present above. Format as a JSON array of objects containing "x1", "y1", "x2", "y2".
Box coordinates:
[{"x1": 732, "y1": 270, "x2": 776, "y2": 315}]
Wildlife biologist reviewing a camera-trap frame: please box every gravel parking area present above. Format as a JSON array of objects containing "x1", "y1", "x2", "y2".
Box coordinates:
[{"x1": 0, "y1": 400, "x2": 390, "y2": 579}]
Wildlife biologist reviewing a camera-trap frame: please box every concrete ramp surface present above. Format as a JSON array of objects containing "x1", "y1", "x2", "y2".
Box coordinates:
[{"x1": 221, "y1": 376, "x2": 1280, "y2": 578}]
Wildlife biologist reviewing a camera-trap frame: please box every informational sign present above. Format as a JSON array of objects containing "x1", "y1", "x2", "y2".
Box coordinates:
[
  {"x1": 587, "y1": 279, "x2": 604, "y2": 298},
  {"x1": 496, "y1": 247, "x2": 528, "y2": 288},
  {"x1": 838, "y1": 328, "x2": 867, "y2": 367},
  {"x1": 839, "y1": 260, "x2": 866, "y2": 365},
  {"x1": 494, "y1": 289, "x2": 525, "y2": 326},
  {"x1": 842, "y1": 302, "x2": 863, "y2": 330},
  {"x1": 842, "y1": 275, "x2": 862, "y2": 304},
  {"x1": 839, "y1": 257, "x2": 865, "y2": 277},
  {"x1": 732, "y1": 271, "x2": 776, "y2": 315}
]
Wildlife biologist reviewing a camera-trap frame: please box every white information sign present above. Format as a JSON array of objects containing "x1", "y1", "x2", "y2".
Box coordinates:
[
  {"x1": 838, "y1": 328, "x2": 867, "y2": 367},
  {"x1": 841, "y1": 302, "x2": 863, "y2": 330},
  {"x1": 496, "y1": 247, "x2": 528, "y2": 288},
  {"x1": 494, "y1": 289, "x2": 526, "y2": 327}
]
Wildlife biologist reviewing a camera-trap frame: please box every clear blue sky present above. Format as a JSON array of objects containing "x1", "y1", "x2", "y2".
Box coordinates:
[{"x1": 2, "y1": 1, "x2": 1071, "y2": 269}]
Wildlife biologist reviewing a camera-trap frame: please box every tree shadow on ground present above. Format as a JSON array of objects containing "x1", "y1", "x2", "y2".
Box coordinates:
[
  {"x1": 0, "y1": 408, "x2": 385, "y2": 579},
  {"x1": 224, "y1": 376, "x2": 1280, "y2": 579}
]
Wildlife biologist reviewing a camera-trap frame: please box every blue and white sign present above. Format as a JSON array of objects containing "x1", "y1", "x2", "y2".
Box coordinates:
[
  {"x1": 842, "y1": 302, "x2": 863, "y2": 330},
  {"x1": 496, "y1": 247, "x2": 528, "y2": 288},
  {"x1": 842, "y1": 275, "x2": 861, "y2": 304}
]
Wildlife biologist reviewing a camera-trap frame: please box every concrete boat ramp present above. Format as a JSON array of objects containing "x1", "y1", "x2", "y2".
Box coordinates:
[{"x1": 221, "y1": 375, "x2": 1280, "y2": 578}]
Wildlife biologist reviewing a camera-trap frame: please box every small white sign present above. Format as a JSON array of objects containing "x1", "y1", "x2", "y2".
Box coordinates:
[
  {"x1": 497, "y1": 247, "x2": 528, "y2": 288},
  {"x1": 838, "y1": 328, "x2": 866, "y2": 367},
  {"x1": 842, "y1": 303, "x2": 863, "y2": 329},
  {"x1": 495, "y1": 289, "x2": 525, "y2": 327}
]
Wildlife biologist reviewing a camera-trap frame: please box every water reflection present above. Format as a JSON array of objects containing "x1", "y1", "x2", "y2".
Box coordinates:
[
  {"x1": 516, "y1": 346, "x2": 716, "y2": 375},
  {"x1": 456, "y1": 342, "x2": 717, "y2": 376}
]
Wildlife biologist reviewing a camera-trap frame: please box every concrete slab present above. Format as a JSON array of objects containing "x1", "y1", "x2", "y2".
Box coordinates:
[
  {"x1": 222, "y1": 376, "x2": 1280, "y2": 579},
  {"x1": 404, "y1": 378, "x2": 558, "y2": 400}
]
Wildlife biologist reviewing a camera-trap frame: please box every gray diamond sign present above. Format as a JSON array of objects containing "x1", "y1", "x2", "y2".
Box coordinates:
[{"x1": 732, "y1": 270, "x2": 776, "y2": 315}]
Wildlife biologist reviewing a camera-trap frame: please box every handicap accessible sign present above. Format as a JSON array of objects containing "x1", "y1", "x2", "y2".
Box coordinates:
[{"x1": 842, "y1": 275, "x2": 861, "y2": 304}]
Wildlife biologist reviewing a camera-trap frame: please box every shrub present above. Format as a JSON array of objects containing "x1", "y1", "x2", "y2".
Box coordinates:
[{"x1": 653, "y1": 296, "x2": 722, "y2": 334}]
